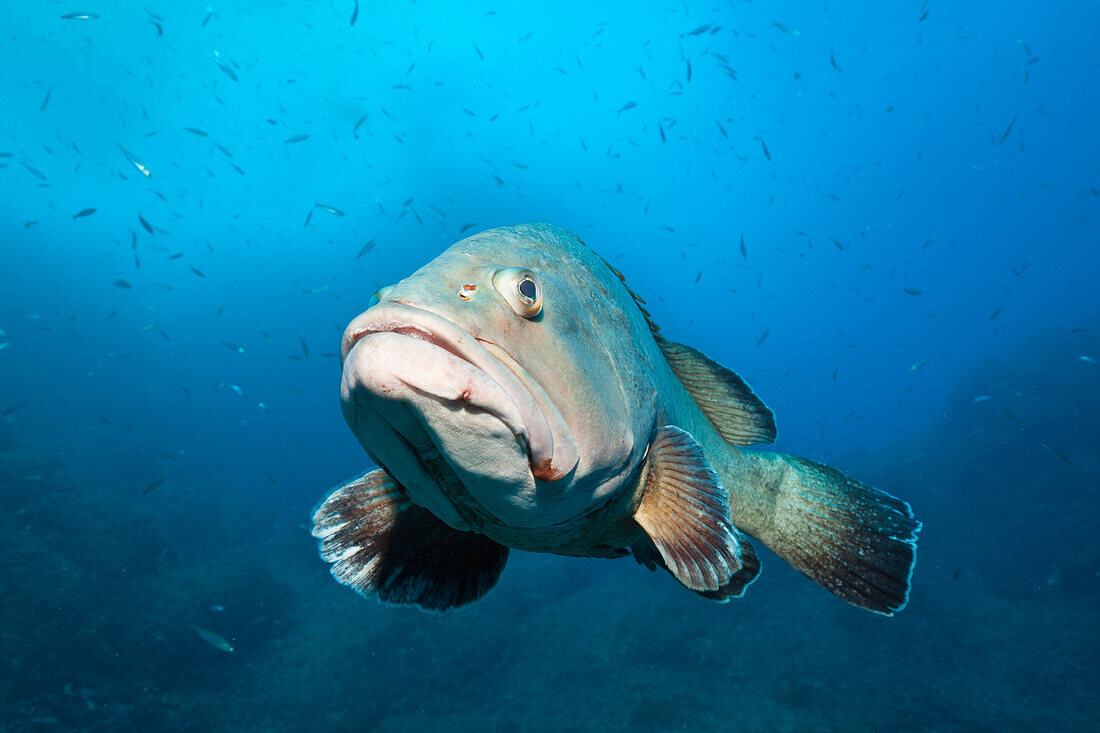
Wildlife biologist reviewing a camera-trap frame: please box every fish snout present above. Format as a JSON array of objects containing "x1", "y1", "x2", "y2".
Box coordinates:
[{"x1": 338, "y1": 303, "x2": 579, "y2": 485}]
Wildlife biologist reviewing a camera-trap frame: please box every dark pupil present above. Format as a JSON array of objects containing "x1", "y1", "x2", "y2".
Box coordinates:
[{"x1": 518, "y1": 278, "x2": 537, "y2": 300}]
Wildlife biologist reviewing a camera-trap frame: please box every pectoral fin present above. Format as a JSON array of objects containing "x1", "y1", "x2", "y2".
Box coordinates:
[
  {"x1": 632, "y1": 426, "x2": 759, "y2": 594},
  {"x1": 311, "y1": 469, "x2": 508, "y2": 611}
]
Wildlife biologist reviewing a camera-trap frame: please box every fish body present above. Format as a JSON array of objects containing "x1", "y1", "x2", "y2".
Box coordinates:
[
  {"x1": 313, "y1": 224, "x2": 919, "y2": 614},
  {"x1": 192, "y1": 624, "x2": 234, "y2": 653},
  {"x1": 118, "y1": 145, "x2": 151, "y2": 177},
  {"x1": 315, "y1": 203, "x2": 345, "y2": 216}
]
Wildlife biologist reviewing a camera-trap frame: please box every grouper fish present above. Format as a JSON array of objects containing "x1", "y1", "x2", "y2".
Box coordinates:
[{"x1": 312, "y1": 223, "x2": 920, "y2": 614}]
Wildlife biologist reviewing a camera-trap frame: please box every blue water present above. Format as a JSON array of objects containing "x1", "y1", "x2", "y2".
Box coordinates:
[{"x1": 1, "y1": 2, "x2": 1096, "y2": 731}]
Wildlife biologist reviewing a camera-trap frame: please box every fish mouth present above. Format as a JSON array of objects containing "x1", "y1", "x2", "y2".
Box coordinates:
[{"x1": 341, "y1": 302, "x2": 579, "y2": 483}]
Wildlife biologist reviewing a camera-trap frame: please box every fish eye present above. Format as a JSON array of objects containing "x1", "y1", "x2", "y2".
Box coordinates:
[
  {"x1": 368, "y1": 285, "x2": 394, "y2": 308},
  {"x1": 493, "y1": 268, "x2": 542, "y2": 318}
]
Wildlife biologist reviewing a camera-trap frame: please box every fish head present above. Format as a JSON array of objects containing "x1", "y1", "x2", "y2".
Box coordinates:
[{"x1": 340, "y1": 224, "x2": 659, "y2": 530}]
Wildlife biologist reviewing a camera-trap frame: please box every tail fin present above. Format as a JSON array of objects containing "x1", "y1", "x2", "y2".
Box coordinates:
[{"x1": 745, "y1": 454, "x2": 920, "y2": 615}]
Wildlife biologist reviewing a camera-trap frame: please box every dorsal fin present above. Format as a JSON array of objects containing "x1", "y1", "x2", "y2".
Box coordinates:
[
  {"x1": 598, "y1": 253, "x2": 775, "y2": 447},
  {"x1": 599, "y1": 254, "x2": 662, "y2": 336},
  {"x1": 656, "y1": 334, "x2": 777, "y2": 446}
]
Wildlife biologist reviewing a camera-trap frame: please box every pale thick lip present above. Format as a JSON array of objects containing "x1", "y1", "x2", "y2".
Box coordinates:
[{"x1": 341, "y1": 302, "x2": 579, "y2": 482}]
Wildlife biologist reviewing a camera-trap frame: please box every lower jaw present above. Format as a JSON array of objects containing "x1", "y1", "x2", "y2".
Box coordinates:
[{"x1": 349, "y1": 394, "x2": 473, "y2": 531}]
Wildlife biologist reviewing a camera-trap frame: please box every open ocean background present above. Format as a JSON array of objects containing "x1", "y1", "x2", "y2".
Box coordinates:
[{"x1": 1, "y1": 1, "x2": 1097, "y2": 731}]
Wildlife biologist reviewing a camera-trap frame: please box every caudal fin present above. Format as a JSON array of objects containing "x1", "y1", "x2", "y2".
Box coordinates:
[{"x1": 753, "y1": 455, "x2": 920, "y2": 615}]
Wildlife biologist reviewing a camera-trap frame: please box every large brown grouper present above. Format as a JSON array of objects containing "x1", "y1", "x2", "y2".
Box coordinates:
[{"x1": 313, "y1": 223, "x2": 920, "y2": 614}]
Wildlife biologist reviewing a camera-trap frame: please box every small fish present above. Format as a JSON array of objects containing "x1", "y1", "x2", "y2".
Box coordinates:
[
  {"x1": 138, "y1": 213, "x2": 154, "y2": 234},
  {"x1": 73, "y1": 208, "x2": 97, "y2": 219},
  {"x1": 903, "y1": 287, "x2": 922, "y2": 296},
  {"x1": 739, "y1": 233, "x2": 747, "y2": 259},
  {"x1": 21, "y1": 162, "x2": 47, "y2": 181},
  {"x1": 759, "y1": 138, "x2": 771, "y2": 161},
  {"x1": 219, "y1": 383, "x2": 245, "y2": 397},
  {"x1": 61, "y1": 12, "x2": 99, "y2": 20},
  {"x1": 756, "y1": 330, "x2": 769, "y2": 346},
  {"x1": 142, "y1": 476, "x2": 167, "y2": 495},
  {"x1": 192, "y1": 624, "x2": 235, "y2": 653},
  {"x1": 972, "y1": 395, "x2": 992, "y2": 402},
  {"x1": 909, "y1": 355, "x2": 932, "y2": 371},
  {"x1": 1080, "y1": 355, "x2": 1095, "y2": 364},
  {"x1": 918, "y1": 9, "x2": 930, "y2": 21},
  {"x1": 350, "y1": 0, "x2": 358, "y2": 26},
  {"x1": 472, "y1": 43, "x2": 484, "y2": 60},
  {"x1": 353, "y1": 114, "x2": 368, "y2": 137},
  {"x1": 357, "y1": 239, "x2": 377, "y2": 259},
  {"x1": 184, "y1": 127, "x2": 209, "y2": 137},
  {"x1": 1, "y1": 402, "x2": 29, "y2": 416},
  {"x1": 220, "y1": 341, "x2": 245, "y2": 353},
  {"x1": 617, "y1": 101, "x2": 638, "y2": 113},
  {"x1": 300, "y1": 336, "x2": 310, "y2": 357},
  {"x1": 459, "y1": 222, "x2": 477, "y2": 233},
  {"x1": 829, "y1": 52, "x2": 843, "y2": 72},
  {"x1": 190, "y1": 266, "x2": 206, "y2": 278},
  {"x1": 40, "y1": 88, "x2": 52, "y2": 111},
  {"x1": 114, "y1": 280, "x2": 132, "y2": 289},
  {"x1": 215, "y1": 59, "x2": 238, "y2": 82},
  {"x1": 304, "y1": 210, "x2": 313, "y2": 228},
  {"x1": 315, "y1": 203, "x2": 345, "y2": 216},
  {"x1": 773, "y1": 22, "x2": 802, "y2": 36},
  {"x1": 118, "y1": 144, "x2": 152, "y2": 177},
  {"x1": 996, "y1": 117, "x2": 1017, "y2": 145},
  {"x1": 1039, "y1": 442, "x2": 1074, "y2": 467},
  {"x1": 284, "y1": 134, "x2": 310, "y2": 144}
]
